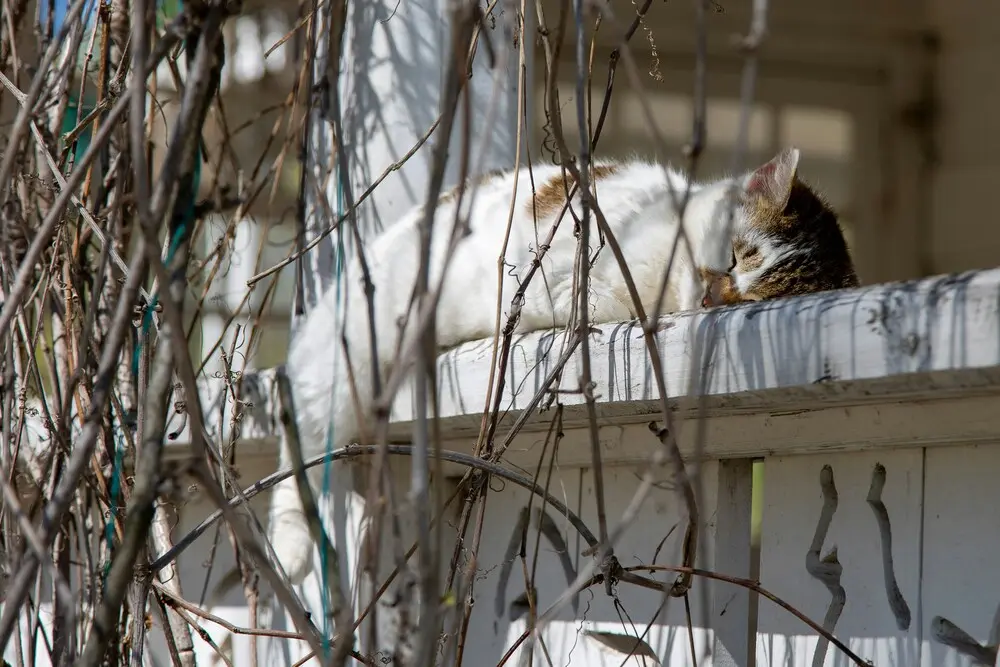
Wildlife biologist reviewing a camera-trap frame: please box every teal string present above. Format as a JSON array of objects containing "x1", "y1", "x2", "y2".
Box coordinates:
[
  {"x1": 95, "y1": 0, "x2": 195, "y2": 588},
  {"x1": 63, "y1": 96, "x2": 93, "y2": 168},
  {"x1": 102, "y1": 203, "x2": 191, "y2": 578},
  {"x1": 131, "y1": 222, "x2": 186, "y2": 375},
  {"x1": 102, "y1": 430, "x2": 126, "y2": 578},
  {"x1": 317, "y1": 160, "x2": 347, "y2": 656},
  {"x1": 100, "y1": 143, "x2": 198, "y2": 578},
  {"x1": 103, "y1": 180, "x2": 195, "y2": 576}
]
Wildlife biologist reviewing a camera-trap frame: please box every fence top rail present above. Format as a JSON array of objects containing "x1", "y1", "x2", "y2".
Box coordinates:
[{"x1": 162, "y1": 267, "x2": 1000, "y2": 463}]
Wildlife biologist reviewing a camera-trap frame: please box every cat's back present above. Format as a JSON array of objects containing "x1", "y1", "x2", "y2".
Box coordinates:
[
  {"x1": 359, "y1": 157, "x2": 685, "y2": 268},
  {"x1": 461, "y1": 158, "x2": 685, "y2": 257}
]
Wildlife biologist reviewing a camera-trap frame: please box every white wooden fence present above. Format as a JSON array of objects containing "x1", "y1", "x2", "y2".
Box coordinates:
[{"x1": 168, "y1": 266, "x2": 1000, "y2": 666}]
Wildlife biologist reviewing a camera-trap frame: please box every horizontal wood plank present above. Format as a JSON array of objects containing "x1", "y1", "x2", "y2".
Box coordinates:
[{"x1": 168, "y1": 268, "x2": 1000, "y2": 462}]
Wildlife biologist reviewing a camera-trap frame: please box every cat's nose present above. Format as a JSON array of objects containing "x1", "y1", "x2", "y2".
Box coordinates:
[
  {"x1": 702, "y1": 270, "x2": 737, "y2": 308},
  {"x1": 701, "y1": 270, "x2": 725, "y2": 308}
]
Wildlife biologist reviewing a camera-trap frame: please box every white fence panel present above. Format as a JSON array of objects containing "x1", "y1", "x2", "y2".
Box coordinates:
[{"x1": 757, "y1": 450, "x2": 923, "y2": 667}]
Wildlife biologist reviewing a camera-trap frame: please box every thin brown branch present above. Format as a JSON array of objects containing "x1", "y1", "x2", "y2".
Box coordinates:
[
  {"x1": 151, "y1": 443, "x2": 599, "y2": 574},
  {"x1": 617, "y1": 566, "x2": 869, "y2": 667},
  {"x1": 275, "y1": 367, "x2": 354, "y2": 665}
]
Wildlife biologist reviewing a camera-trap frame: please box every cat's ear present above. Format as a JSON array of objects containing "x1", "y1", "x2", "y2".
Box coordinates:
[{"x1": 745, "y1": 147, "x2": 800, "y2": 211}]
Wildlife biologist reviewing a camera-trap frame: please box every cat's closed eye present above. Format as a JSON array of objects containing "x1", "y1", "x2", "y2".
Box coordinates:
[{"x1": 735, "y1": 244, "x2": 763, "y2": 271}]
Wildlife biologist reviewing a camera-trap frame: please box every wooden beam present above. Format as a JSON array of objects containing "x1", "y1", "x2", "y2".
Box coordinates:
[{"x1": 168, "y1": 267, "x2": 1000, "y2": 465}]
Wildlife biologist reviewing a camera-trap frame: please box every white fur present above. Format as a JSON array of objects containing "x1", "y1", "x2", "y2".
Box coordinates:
[{"x1": 268, "y1": 158, "x2": 762, "y2": 584}]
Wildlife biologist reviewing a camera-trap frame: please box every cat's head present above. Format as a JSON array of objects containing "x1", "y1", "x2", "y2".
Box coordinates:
[{"x1": 703, "y1": 147, "x2": 859, "y2": 307}]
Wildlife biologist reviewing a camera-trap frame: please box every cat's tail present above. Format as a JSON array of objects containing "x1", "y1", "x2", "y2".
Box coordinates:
[{"x1": 267, "y1": 326, "x2": 373, "y2": 586}]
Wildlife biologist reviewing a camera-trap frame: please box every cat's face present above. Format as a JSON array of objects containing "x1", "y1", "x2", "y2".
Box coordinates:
[{"x1": 703, "y1": 148, "x2": 859, "y2": 308}]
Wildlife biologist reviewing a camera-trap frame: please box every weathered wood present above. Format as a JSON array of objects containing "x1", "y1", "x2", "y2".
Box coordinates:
[
  {"x1": 146, "y1": 267, "x2": 1000, "y2": 666},
  {"x1": 169, "y1": 268, "x2": 1000, "y2": 464},
  {"x1": 407, "y1": 268, "x2": 1000, "y2": 428},
  {"x1": 465, "y1": 463, "x2": 720, "y2": 666},
  {"x1": 753, "y1": 443, "x2": 1000, "y2": 667},
  {"x1": 922, "y1": 445, "x2": 1000, "y2": 667},
  {"x1": 756, "y1": 449, "x2": 924, "y2": 667},
  {"x1": 712, "y1": 459, "x2": 755, "y2": 667}
]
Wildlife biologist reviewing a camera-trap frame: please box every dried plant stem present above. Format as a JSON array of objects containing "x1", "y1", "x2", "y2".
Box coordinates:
[
  {"x1": 78, "y1": 2, "x2": 229, "y2": 661},
  {"x1": 509, "y1": 4, "x2": 707, "y2": 636},
  {"x1": 135, "y1": 6, "x2": 329, "y2": 657},
  {"x1": 0, "y1": 0, "x2": 90, "y2": 191},
  {"x1": 248, "y1": 113, "x2": 442, "y2": 287},
  {"x1": 275, "y1": 368, "x2": 353, "y2": 665},
  {"x1": 130, "y1": 0, "x2": 152, "y2": 229},
  {"x1": 0, "y1": 18, "x2": 188, "y2": 341},
  {"x1": 403, "y1": 3, "x2": 480, "y2": 664},
  {"x1": 127, "y1": 318, "x2": 154, "y2": 667},
  {"x1": 153, "y1": 443, "x2": 599, "y2": 576},
  {"x1": 164, "y1": 594, "x2": 291, "y2": 642},
  {"x1": 154, "y1": 580, "x2": 353, "y2": 647},
  {"x1": 188, "y1": 460, "x2": 330, "y2": 658},
  {"x1": 0, "y1": 459, "x2": 76, "y2": 616},
  {"x1": 0, "y1": 242, "x2": 151, "y2": 651},
  {"x1": 481, "y1": 0, "x2": 656, "y2": 469},
  {"x1": 473, "y1": 0, "x2": 530, "y2": 457},
  {"x1": 618, "y1": 565, "x2": 867, "y2": 667},
  {"x1": 680, "y1": 0, "x2": 772, "y2": 633},
  {"x1": 150, "y1": 501, "x2": 197, "y2": 667},
  {"x1": 86, "y1": 288, "x2": 177, "y2": 665},
  {"x1": 571, "y1": 0, "x2": 611, "y2": 554}
]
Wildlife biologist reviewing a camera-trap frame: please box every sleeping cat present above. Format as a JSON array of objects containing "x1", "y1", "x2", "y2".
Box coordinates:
[
  {"x1": 267, "y1": 146, "x2": 858, "y2": 585},
  {"x1": 700, "y1": 150, "x2": 859, "y2": 306}
]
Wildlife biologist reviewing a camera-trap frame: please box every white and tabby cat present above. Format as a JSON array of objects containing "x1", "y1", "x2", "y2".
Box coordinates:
[{"x1": 268, "y1": 146, "x2": 858, "y2": 584}]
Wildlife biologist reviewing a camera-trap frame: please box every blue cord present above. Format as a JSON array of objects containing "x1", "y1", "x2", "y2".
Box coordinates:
[
  {"x1": 103, "y1": 0, "x2": 197, "y2": 564},
  {"x1": 102, "y1": 169, "x2": 196, "y2": 578},
  {"x1": 102, "y1": 429, "x2": 126, "y2": 577},
  {"x1": 130, "y1": 219, "x2": 189, "y2": 377},
  {"x1": 97, "y1": 136, "x2": 199, "y2": 580},
  {"x1": 317, "y1": 157, "x2": 347, "y2": 656},
  {"x1": 103, "y1": 171, "x2": 196, "y2": 578}
]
